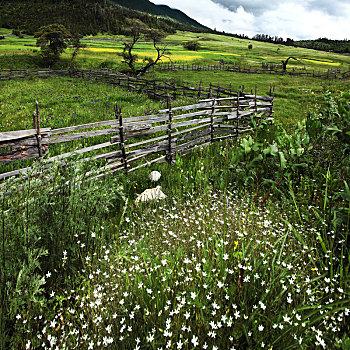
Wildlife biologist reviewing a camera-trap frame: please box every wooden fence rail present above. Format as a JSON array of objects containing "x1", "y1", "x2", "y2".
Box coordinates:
[
  {"x1": 0, "y1": 93, "x2": 274, "y2": 186},
  {"x1": 0, "y1": 69, "x2": 272, "y2": 101},
  {"x1": 158, "y1": 62, "x2": 350, "y2": 80}
]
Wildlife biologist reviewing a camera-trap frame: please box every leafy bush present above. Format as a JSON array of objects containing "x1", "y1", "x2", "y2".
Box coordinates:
[
  {"x1": 34, "y1": 24, "x2": 72, "y2": 67},
  {"x1": 12, "y1": 29, "x2": 23, "y2": 38},
  {"x1": 183, "y1": 40, "x2": 201, "y2": 51}
]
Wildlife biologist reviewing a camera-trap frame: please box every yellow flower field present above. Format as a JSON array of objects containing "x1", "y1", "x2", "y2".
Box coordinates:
[
  {"x1": 302, "y1": 58, "x2": 340, "y2": 66},
  {"x1": 86, "y1": 48, "x2": 202, "y2": 62},
  {"x1": 87, "y1": 48, "x2": 119, "y2": 53},
  {"x1": 199, "y1": 51, "x2": 241, "y2": 56}
]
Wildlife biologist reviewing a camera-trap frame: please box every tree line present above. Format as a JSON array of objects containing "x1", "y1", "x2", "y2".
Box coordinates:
[
  {"x1": 252, "y1": 33, "x2": 350, "y2": 54},
  {"x1": 0, "y1": 0, "x2": 199, "y2": 36}
]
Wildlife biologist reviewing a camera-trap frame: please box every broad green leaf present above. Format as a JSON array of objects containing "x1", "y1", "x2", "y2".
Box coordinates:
[
  {"x1": 296, "y1": 147, "x2": 304, "y2": 157},
  {"x1": 241, "y1": 138, "x2": 252, "y2": 154},
  {"x1": 279, "y1": 151, "x2": 287, "y2": 170}
]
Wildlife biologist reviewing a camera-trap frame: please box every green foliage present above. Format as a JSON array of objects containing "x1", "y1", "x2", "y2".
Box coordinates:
[
  {"x1": 35, "y1": 24, "x2": 72, "y2": 67},
  {"x1": 0, "y1": 157, "x2": 125, "y2": 347},
  {"x1": 0, "y1": 0, "x2": 183, "y2": 36},
  {"x1": 121, "y1": 19, "x2": 169, "y2": 75},
  {"x1": 296, "y1": 38, "x2": 350, "y2": 54},
  {"x1": 12, "y1": 29, "x2": 23, "y2": 38},
  {"x1": 110, "y1": 0, "x2": 208, "y2": 31},
  {"x1": 183, "y1": 40, "x2": 201, "y2": 51},
  {"x1": 248, "y1": 44, "x2": 253, "y2": 50},
  {"x1": 227, "y1": 91, "x2": 350, "y2": 248}
]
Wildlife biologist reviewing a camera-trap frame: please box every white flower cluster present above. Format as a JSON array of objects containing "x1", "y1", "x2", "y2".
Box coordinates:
[{"x1": 20, "y1": 190, "x2": 348, "y2": 349}]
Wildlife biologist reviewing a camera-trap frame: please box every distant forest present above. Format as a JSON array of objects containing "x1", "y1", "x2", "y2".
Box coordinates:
[
  {"x1": 0, "y1": 0, "x2": 200, "y2": 35},
  {"x1": 252, "y1": 34, "x2": 350, "y2": 54}
]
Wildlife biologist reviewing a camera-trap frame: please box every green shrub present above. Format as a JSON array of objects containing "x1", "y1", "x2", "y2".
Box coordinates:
[{"x1": 183, "y1": 40, "x2": 201, "y2": 51}]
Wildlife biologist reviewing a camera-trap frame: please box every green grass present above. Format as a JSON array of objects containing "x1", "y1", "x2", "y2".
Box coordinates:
[
  {"x1": 0, "y1": 77, "x2": 165, "y2": 132},
  {"x1": 1, "y1": 29, "x2": 350, "y2": 71}
]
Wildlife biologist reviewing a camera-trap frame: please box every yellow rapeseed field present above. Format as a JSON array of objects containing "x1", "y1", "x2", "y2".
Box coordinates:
[
  {"x1": 302, "y1": 58, "x2": 340, "y2": 66},
  {"x1": 86, "y1": 48, "x2": 202, "y2": 62},
  {"x1": 199, "y1": 51, "x2": 241, "y2": 56},
  {"x1": 87, "y1": 48, "x2": 119, "y2": 53}
]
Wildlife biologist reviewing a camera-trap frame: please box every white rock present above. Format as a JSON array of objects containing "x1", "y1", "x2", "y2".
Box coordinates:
[
  {"x1": 135, "y1": 185, "x2": 166, "y2": 206},
  {"x1": 149, "y1": 171, "x2": 161, "y2": 182}
]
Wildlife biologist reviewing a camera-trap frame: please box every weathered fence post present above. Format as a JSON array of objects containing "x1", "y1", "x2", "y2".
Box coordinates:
[
  {"x1": 172, "y1": 79, "x2": 177, "y2": 100},
  {"x1": 153, "y1": 80, "x2": 156, "y2": 100},
  {"x1": 166, "y1": 96, "x2": 173, "y2": 164},
  {"x1": 115, "y1": 104, "x2": 127, "y2": 172},
  {"x1": 254, "y1": 85, "x2": 257, "y2": 114},
  {"x1": 207, "y1": 83, "x2": 212, "y2": 98},
  {"x1": 236, "y1": 89, "x2": 240, "y2": 138},
  {"x1": 198, "y1": 80, "x2": 202, "y2": 99},
  {"x1": 210, "y1": 95, "x2": 216, "y2": 143},
  {"x1": 33, "y1": 101, "x2": 43, "y2": 158},
  {"x1": 270, "y1": 86, "x2": 275, "y2": 115}
]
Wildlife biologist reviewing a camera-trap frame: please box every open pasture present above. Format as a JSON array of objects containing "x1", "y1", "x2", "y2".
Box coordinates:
[{"x1": 1, "y1": 29, "x2": 350, "y2": 72}]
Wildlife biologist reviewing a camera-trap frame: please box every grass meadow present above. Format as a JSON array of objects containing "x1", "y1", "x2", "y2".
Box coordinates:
[{"x1": 0, "y1": 28, "x2": 349, "y2": 349}]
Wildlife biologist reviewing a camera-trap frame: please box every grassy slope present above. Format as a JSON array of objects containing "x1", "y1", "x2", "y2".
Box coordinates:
[{"x1": 1, "y1": 29, "x2": 349, "y2": 129}]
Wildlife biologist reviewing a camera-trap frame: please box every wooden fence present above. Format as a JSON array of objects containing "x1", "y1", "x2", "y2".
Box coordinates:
[
  {"x1": 0, "y1": 68, "x2": 274, "y2": 100},
  {"x1": 158, "y1": 62, "x2": 350, "y2": 80},
  {"x1": 0, "y1": 92, "x2": 274, "y2": 186}
]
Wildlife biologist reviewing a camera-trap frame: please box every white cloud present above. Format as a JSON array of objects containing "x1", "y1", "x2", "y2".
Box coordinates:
[
  {"x1": 151, "y1": 0, "x2": 350, "y2": 40},
  {"x1": 256, "y1": 1, "x2": 350, "y2": 40},
  {"x1": 151, "y1": 0, "x2": 256, "y2": 36}
]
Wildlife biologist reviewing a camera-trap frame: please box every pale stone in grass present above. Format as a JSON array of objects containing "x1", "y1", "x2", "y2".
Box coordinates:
[
  {"x1": 149, "y1": 171, "x2": 161, "y2": 182},
  {"x1": 135, "y1": 185, "x2": 166, "y2": 205}
]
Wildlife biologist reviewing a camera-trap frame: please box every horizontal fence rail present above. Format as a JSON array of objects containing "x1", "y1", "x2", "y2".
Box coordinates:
[
  {"x1": 0, "y1": 92, "x2": 274, "y2": 186},
  {"x1": 0, "y1": 68, "x2": 273, "y2": 101},
  {"x1": 157, "y1": 62, "x2": 350, "y2": 80}
]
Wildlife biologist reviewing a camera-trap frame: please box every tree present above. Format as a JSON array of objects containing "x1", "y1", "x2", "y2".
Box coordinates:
[
  {"x1": 67, "y1": 34, "x2": 86, "y2": 71},
  {"x1": 121, "y1": 19, "x2": 170, "y2": 76},
  {"x1": 183, "y1": 40, "x2": 200, "y2": 51},
  {"x1": 281, "y1": 56, "x2": 298, "y2": 71},
  {"x1": 35, "y1": 24, "x2": 72, "y2": 67}
]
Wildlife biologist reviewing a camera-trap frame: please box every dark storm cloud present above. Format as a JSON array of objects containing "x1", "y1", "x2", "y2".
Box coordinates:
[
  {"x1": 210, "y1": 0, "x2": 274, "y2": 15},
  {"x1": 306, "y1": 0, "x2": 349, "y2": 17}
]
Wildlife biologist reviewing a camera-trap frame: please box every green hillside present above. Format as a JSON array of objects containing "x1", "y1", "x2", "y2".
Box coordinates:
[
  {"x1": 110, "y1": 0, "x2": 209, "y2": 30},
  {"x1": 0, "y1": 0, "x2": 203, "y2": 35}
]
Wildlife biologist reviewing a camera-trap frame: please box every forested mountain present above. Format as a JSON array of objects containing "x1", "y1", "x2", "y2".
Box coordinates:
[
  {"x1": 295, "y1": 38, "x2": 350, "y2": 54},
  {"x1": 0, "y1": 0, "x2": 207, "y2": 35},
  {"x1": 110, "y1": 0, "x2": 208, "y2": 30}
]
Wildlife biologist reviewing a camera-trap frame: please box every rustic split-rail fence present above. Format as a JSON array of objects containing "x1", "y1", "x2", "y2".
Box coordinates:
[
  {"x1": 158, "y1": 62, "x2": 350, "y2": 80},
  {"x1": 0, "y1": 91, "x2": 274, "y2": 187},
  {"x1": 0, "y1": 68, "x2": 273, "y2": 101}
]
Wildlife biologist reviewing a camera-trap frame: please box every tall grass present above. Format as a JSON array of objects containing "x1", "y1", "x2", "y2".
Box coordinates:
[{"x1": 0, "y1": 157, "x2": 125, "y2": 348}]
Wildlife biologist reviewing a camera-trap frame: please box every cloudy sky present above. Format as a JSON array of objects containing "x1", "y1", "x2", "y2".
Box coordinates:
[{"x1": 151, "y1": 0, "x2": 350, "y2": 40}]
